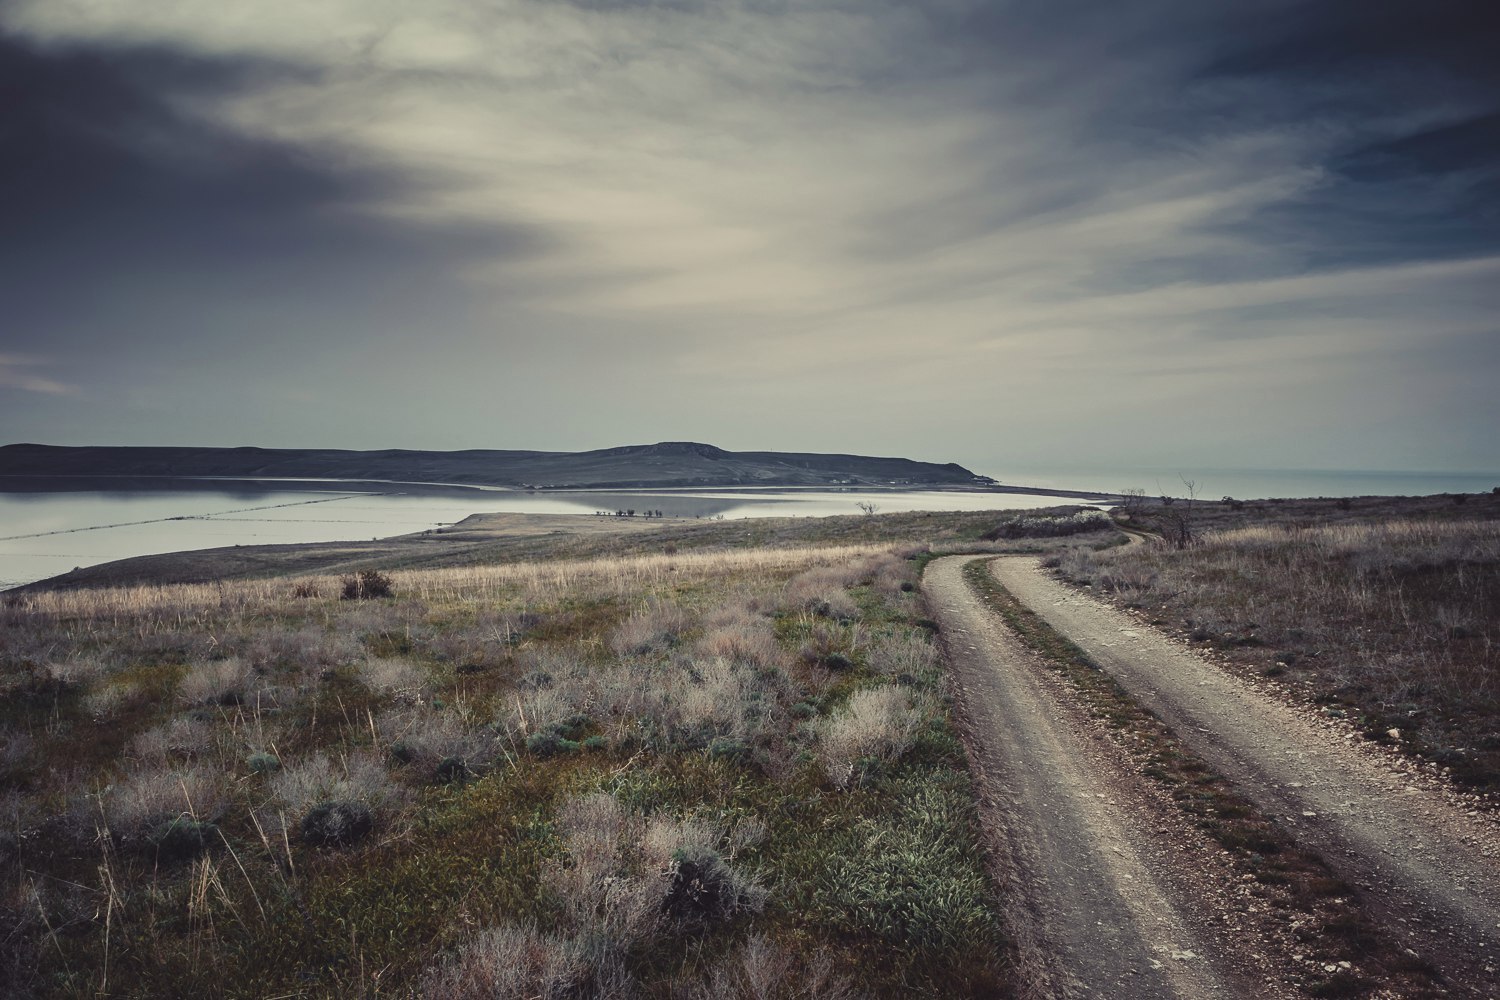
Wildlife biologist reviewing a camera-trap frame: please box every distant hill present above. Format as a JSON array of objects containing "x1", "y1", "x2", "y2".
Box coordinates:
[{"x1": 0, "y1": 441, "x2": 993, "y2": 490}]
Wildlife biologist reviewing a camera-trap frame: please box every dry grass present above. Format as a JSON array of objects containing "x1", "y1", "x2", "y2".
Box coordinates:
[
  {"x1": 0, "y1": 525, "x2": 1009, "y2": 997},
  {"x1": 1060, "y1": 515, "x2": 1500, "y2": 787},
  {"x1": 819, "y1": 686, "x2": 929, "y2": 789}
]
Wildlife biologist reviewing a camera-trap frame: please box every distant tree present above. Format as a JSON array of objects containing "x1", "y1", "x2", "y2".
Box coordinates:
[
  {"x1": 856, "y1": 501, "x2": 879, "y2": 516},
  {"x1": 1117, "y1": 488, "x2": 1148, "y2": 517},
  {"x1": 1157, "y1": 477, "x2": 1199, "y2": 547}
]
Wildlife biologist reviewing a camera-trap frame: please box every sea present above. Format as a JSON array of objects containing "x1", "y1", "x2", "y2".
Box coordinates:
[{"x1": 1, "y1": 465, "x2": 1492, "y2": 591}]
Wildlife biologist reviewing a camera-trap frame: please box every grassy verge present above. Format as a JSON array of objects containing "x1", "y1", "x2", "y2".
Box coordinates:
[
  {"x1": 963, "y1": 558, "x2": 1442, "y2": 998},
  {"x1": 1057, "y1": 496, "x2": 1500, "y2": 791},
  {"x1": 1, "y1": 538, "x2": 1014, "y2": 997}
]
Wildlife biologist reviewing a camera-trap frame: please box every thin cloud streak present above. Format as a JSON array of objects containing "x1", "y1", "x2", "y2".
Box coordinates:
[
  {"x1": 0, "y1": 1, "x2": 1495, "y2": 473},
  {"x1": 0, "y1": 355, "x2": 76, "y2": 396}
]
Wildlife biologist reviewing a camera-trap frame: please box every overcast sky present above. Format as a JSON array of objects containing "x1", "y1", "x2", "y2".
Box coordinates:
[{"x1": 2, "y1": 0, "x2": 1496, "y2": 477}]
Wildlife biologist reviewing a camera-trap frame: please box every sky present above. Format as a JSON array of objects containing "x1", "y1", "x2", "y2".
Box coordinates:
[{"x1": 1, "y1": 0, "x2": 1497, "y2": 479}]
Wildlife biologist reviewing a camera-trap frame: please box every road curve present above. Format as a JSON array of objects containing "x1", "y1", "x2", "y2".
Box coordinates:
[
  {"x1": 925, "y1": 556, "x2": 1262, "y2": 999},
  {"x1": 987, "y1": 554, "x2": 1500, "y2": 997}
]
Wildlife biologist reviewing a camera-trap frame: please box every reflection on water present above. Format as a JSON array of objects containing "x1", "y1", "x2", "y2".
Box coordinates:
[{"x1": 0, "y1": 478, "x2": 1091, "y2": 590}]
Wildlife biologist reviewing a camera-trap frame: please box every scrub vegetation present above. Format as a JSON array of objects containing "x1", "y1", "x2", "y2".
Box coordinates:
[
  {"x1": 0, "y1": 504, "x2": 1127, "y2": 998},
  {"x1": 1056, "y1": 492, "x2": 1500, "y2": 790}
]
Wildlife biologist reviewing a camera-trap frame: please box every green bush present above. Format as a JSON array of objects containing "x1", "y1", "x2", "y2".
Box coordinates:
[
  {"x1": 301, "y1": 801, "x2": 374, "y2": 847},
  {"x1": 664, "y1": 846, "x2": 762, "y2": 926},
  {"x1": 526, "y1": 731, "x2": 579, "y2": 758},
  {"x1": 246, "y1": 752, "x2": 281, "y2": 774},
  {"x1": 148, "y1": 818, "x2": 219, "y2": 862},
  {"x1": 341, "y1": 569, "x2": 395, "y2": 600}
]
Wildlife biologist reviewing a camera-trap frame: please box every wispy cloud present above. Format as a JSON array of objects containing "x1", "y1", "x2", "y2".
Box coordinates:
[
  {"x1": 0, "y1": 355, "x2": 75, "y2": 395},
  {"x1": 0, "y1": 1, "x2": 1495, "y2": 469}
]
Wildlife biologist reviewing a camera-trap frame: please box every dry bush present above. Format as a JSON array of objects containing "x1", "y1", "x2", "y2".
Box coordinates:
[
  {"x1": 798, "y1": 620, "x2": 862, "y2": 672},
  {"x1": 270, "y1": 750, "x2": 405, "y2": 818},
  {"x1": 81, "y1": 679, "x2": 145, "y2": 720},
  {"x1": 869, "y1": 555, "x2": 916, "y2": 600},
  {"x1": 420, "y1": 624, "x2": 503, "y2": 668},
  {"x1": 684, "y1": 934, "x2": 857, "y2": 1000},
  {"x1": 243, "y1": 626, "x2": 361, "y2": 672},
  {"x1": 609, "y1": 601, "x2": 693, "y2": 657},
  {"x1": 421, "y1": 923, "x2": 594, "y2": 1000},
  {"x1": 379, "y1": 704, "x2": 497, "y2": 781},
  {"x1": 358, "y1": 658, "x2": 428, "y2": 702},
  {"x1": 179, "y1": 658, "x2": 255, "y2": 706},
  {"x1": 130, "y1": 716, "x2": 221, "y2": 764},
  {"x1": 867, "y1": 633, "x2": 937, "y2": 679},
  {"x1": 676, "y1": 657, "x2": 764, "y2": 743},
  {"x1": 694, "y1": 614, "x2": 782, "y2": 671},
  {"x1": 499, "y1": 679, "x2": 587, "y2": 743},
  {"x1": 102, "y1": 764, "x2": 226, "y2": 846},
  {"x1": 819, "y1": 686, "x2": 927, "y2": 790},
  {"x1": 981, "y1": 509, "x2": 1113, "y2": 540},
  {"x1": 548, "y1": 793, "x2": 665, "y2": 954},
  {"x1": 783, "y1": 569, "x2": 860, "y2": 621},
  {"x1": 641, "y1": 812, "x2": 766, "y2": 927},
  {"x1": 43, "y1": 657, "x2": 108, "y2": 691}
]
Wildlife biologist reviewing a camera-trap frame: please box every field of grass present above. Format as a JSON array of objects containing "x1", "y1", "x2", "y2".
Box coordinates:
[
  {"x1": 1056, "y1": 493, "x2": 1500, "y2": 790},
  {"x1": 0, "y1": 508, "x2": 1128, "y2": 998}
]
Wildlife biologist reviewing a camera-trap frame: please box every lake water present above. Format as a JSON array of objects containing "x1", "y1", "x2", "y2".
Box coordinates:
[
  {"x1": 990, "y1": 466, "x2": 1498, "y2": 502},
  {"x1": 0, "y1": 479, "x2": 1091, "y2": 590}
]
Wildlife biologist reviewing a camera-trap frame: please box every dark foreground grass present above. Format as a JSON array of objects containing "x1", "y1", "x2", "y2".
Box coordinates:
[
  {"x1": 964, "y1": 559, "x2": 1443, "y2": 999},
  {"x1": 1, "y1": 538, "x2": 1013, "y2": 997}
]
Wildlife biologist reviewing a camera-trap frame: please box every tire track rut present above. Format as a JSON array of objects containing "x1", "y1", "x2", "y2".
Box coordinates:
[
  {"x1": 972, "y1": 553, "x2": 1500, "y2": 997},
  {"x1": 927, "y1": 556, "x2": 1263, "y2": 999}
]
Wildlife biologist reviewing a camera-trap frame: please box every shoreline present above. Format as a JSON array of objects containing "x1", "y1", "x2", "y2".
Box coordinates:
[{"x1": 0, "y1": 473, "x2": 1119, "y2": 500}]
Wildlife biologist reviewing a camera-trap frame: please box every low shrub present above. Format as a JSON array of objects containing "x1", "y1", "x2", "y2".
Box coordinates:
[
  {"x1": 663, "y1": 845, "x2": 764, "y2": 927},
  {"x1": 178, "y1": 658, "x2": 253, "y2": 706},
  {"x1": 819, "y1": 685, "x2": 927, "y2": 789},
  {"x1": 300, "y1": 800, "x2": 374, "y2": 848},
  {"x1": 147, "y1": 817, "x2": 219, "y2": 862},
  {"x1": 526, "y1": 731, "x2": 580, "y2": 758},
  {"x1": 341, "y1": 569, "x2": 395, "y2": 600},
  {"x1": 246, "y1": 752, "x2": 281, "y2": 774},
  {"x1": 980, "y1": 509, "x2": 1113, "y2": 540}
]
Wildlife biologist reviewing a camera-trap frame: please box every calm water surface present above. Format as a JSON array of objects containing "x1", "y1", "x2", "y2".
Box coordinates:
[{"x1": 0, "y1": 480, "x2": 1089, "y2": 589}]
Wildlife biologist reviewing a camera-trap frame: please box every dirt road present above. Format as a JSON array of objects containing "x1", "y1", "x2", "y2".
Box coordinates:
[
  {"x1": 927, "y1": 553, "x2": 1500, "y2": 998},
  {"x1": 926, "y1": 556, "x2": 1266, "y2": 998}
]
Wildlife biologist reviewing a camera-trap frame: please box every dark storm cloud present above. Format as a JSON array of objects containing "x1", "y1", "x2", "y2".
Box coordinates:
[
  {"x1": 0, "y1": 0, "x2": 1494, "y2": 472},
  {"x1": 1190, "y1": 1, "x2": 1500, "y2": 271},
  {"x1": 0, "y1": 31, "x2": 550, "y2": 359}
]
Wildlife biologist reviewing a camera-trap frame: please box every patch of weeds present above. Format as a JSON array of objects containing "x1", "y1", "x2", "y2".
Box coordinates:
[
  {"x1": 526, "y1": 731, "x2": 580, "y2": 759},
  {"x1": 147, "y1": 817, "x2": 219, "y2": 862},
  {"x1": 301, "y1": 801, "x2": 374, "y2": 848},
  {"x1": 663, "y1": 845, "x2": 762, "y2": 927},
  {"x1": 246, "y1": 752, "x2": 281, "y2": 774}
]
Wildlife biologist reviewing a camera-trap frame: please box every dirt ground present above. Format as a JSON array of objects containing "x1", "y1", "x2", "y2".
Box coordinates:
[{"x1": 927, "y1": 553, "x2": 1500, "y2": 999}]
